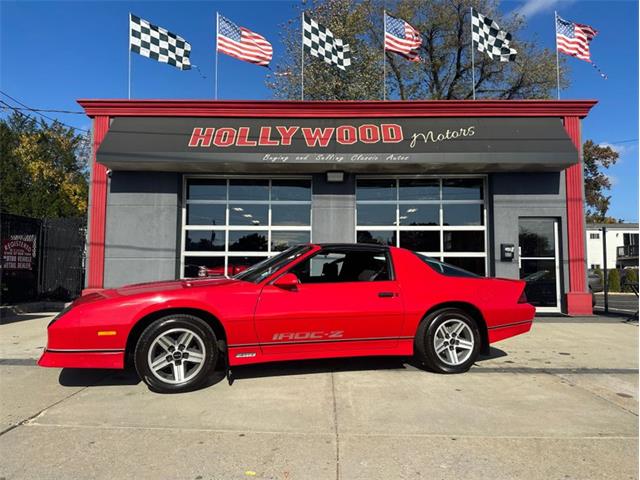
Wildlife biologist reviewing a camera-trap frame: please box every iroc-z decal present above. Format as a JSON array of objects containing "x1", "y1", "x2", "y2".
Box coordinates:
[{"x1": 272, "y1": 330, "x2": 344, "y2": 341}]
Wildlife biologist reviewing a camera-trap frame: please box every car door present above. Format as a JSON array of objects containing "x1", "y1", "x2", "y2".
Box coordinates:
[{"x1": 253, "y1": 247, "x2": 405, "y2": 356}]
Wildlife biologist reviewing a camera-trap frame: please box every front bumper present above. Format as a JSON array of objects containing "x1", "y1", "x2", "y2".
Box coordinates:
[{"x1": 38, "y1": 349, "x2": 125, "y2": 369}]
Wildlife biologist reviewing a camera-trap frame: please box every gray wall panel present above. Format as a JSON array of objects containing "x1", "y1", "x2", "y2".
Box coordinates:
[
  {"x1": 489, "y1": 172, "x2": 569, "y2": 305},
  {"x1": 104, "y1": 258, "x2": 177, "y2": 287},
  {"x1": 311, "y1": 173, "x2": 356, "y2": 243},
  {"x1": 104, "y1": 172, "x2": 180, "y2": 288}
]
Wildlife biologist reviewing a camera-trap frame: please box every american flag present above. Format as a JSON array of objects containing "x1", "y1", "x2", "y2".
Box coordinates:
[
  {"x1": 217, "y1": 15, "x2": 273, "y2": 67},
  {"x1": 384, "y1": 13, "x2": 422, "y2": 62},
  {"x1": 556, "y1": 15, "x2": 597, "y2": 62}
]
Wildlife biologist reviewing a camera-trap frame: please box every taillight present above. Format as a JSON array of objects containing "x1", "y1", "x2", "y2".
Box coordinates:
[{"x1": 518, "y1": 290, "x2": 528, "y2": 304}]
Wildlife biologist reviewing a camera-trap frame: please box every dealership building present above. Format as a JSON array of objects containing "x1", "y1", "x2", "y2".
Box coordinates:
[{"x1": 79, "y1": 99, "x2": 596, "y2": 315}]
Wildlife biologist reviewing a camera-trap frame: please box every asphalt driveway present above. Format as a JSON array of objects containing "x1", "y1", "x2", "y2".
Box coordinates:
[{"x1": 0, "y1": 313, "x2": 637, "y2": 479}]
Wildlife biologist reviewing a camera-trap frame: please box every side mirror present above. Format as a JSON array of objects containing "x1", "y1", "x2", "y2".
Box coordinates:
[{"x1": 273, "y1": 273, "x2": 300, "y2": 290}]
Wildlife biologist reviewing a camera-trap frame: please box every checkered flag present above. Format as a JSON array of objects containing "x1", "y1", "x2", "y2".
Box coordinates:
[
  {"x1": 129, "y1": 14, "x2": 191, "y2": 70},
  {"x1": 471, "y1": 10, "x2": 517, "y2": 62},
  {"x1": 302, "y1": 14, "x2": 351, "y2": 71}
]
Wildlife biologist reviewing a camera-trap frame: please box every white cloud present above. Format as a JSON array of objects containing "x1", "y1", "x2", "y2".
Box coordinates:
[
  {"x1": 600, "y1": 142, "x2": 629, "y2": 155},
  {"x1": 512, "y1": 0, "x2": 573, "y2": 18}
]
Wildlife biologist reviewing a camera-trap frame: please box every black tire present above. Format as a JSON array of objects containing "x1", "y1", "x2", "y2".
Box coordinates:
[
  {"x1": 414, "y1": 308, "x2": 481, "y2": 374},
  {"x1": 134, "y1": 314, "x2": 218, "y2": 393}
]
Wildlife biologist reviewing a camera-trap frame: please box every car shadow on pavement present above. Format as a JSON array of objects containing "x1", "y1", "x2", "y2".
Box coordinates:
[
  {"x1": 56, "y1": 346, "x2": 510, "y2": 390},
  {"x1": 59, "y1": 368, "x2": 142, "y2": 387},
  {"x1": 229, "y1": 356, "x2": 422, "y2": 382},
  {"x1": 226, "y1": 346, "x2": 508, "y2": 384},
  {"x1": 477, "y1": 346, "x2": 508, "y2": 361}
]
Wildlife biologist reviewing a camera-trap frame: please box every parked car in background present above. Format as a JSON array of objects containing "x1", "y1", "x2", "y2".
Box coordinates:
[{"x1": 588, "y1": 270, "x2": 604, "y2": 307}]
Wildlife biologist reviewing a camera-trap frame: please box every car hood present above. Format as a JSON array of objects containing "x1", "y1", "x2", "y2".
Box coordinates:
[
  {"x1": 72, "y1": 277, "x2": 239, "y2": 306},
  {"x1": 115, "y1": 277, "x2": 237, "y2": 296}
]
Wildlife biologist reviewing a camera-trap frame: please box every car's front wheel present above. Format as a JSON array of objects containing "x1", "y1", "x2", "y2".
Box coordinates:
[
  {"x1": 415, "y1": 308, "x2": 481, "y2": 374},
  {"x1": 134, "y1": 314, "x2": 218, "y2": 393}
]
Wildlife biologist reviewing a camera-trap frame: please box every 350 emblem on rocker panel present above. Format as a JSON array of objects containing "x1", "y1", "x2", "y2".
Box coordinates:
[{"x1": 272, "y1": 330, "x2": 345, "y2": 341}]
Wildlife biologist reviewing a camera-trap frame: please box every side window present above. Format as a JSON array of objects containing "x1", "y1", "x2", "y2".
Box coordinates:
[{"x1": 290, "y1": 249, "x2": 391, "y2": 284}]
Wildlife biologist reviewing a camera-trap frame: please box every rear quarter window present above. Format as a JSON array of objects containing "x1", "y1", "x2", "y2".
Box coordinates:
[{"x1": 414, "y1": 253, "x2": 479, "y2": 278}]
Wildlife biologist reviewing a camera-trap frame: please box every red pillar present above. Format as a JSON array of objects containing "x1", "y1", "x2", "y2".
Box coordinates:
[
  {"x1": 563, "y1": 116, "x2": 592, "y2": 315},
  {"x1": 84, "y1": 115, "x2": 110, "y2": 293}
]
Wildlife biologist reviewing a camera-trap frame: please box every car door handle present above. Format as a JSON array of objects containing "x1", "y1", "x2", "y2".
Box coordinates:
[{"x1": 378, "y1": 292, "x2": 397, "y2": 298}]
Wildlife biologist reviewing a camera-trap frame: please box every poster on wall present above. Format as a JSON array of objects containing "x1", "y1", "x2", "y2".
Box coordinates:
[{"x1": 2, "y1": 234, "x2": 36, "y2": 270}]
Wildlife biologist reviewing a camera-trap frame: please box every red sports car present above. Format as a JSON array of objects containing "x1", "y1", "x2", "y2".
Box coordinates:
[{"x1": 39, "y1": 244, "x2": 535, "y2": 393}]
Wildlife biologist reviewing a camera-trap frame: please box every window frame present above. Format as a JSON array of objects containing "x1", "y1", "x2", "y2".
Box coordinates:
[
  {"x1": 355, "y1": 175, "x2": 488, "y2": 276},
  {"x1": 181, "y1": 175, "x2": 313, "y2": 277}
]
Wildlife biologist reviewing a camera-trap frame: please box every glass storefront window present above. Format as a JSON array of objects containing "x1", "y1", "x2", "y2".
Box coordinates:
[
  {"x1": 357, "y1": 230, "x2": 396, "y2": 246},
  {"x1": 357, "y1": 204, "x2": 396, "y2": 226},
  {"x1": 400, "y1": 231, "x2": 440, "y2": 252},
  {"x1": 183, "y1": 178, "x2": 311, "y2": 277},
  {"x1": 399, "y1": 204, "x2": 439, "y2": 226},
  {"x1": 272, "y1": 180, "x2": 312, "y2": 201},
  {"x1": 356, "y1": 179, "x2": 397, "y2": 201},
  {"x1": 185, "y1": 231, "x2": 225, "y2": 252},
  {"x1": 443, "y1": 204, "x2": 483, "y2": 226},
  {"x1": 183, "y1": 256, "x2": 225, "y2": 278},
  {"x1": 443, "y1": 231, "x2": 485, "y2": 252},
  {"x1": 272, "y1": 204, "x2": 311, "y2": 226},
  {"x1": 187, "y1": 179, "x2": 226, "y2": 200},
  {"x1": 356, "y1": 177, "x2": 487, "y2": 276},
  {"x1": 399, "y1": 179, "x2": 439, "y2": 200},
  {"x1": 229, "y1": 179, "x2": 269, "y2": 200},
  {"x1": 186, "y1": 204, "x2": 226, "y2": 226},
  {"x1": 228, "y1": 205, "x2": 268, "y2": 226},
  {"x1": 443, "y1": 257, "x2": 486, "y2": 276},
  {"x1": 442, "y1": 178, "x2": 484, "y2": 200},
  {"x1": 271, "y1": 231, "x2": 311, "y2": 251}
]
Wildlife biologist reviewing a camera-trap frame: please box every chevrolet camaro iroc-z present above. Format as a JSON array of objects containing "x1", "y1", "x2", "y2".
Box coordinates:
[{"x1": 39, "y1": 244, "x2": 535, "y2": 393}]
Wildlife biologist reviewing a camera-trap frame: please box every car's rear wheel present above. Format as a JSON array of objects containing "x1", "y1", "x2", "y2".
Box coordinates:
[
  {"x1": 415, "y1": 308, "x2": 481, "y2": 374},
  {"x1": 134, "y1": 314, "x2": 218, "y2": 393}
]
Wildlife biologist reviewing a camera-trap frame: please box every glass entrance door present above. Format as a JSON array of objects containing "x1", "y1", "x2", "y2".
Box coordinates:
[{"x1": 518, "y1": 218, "x2": 561, "y2": 312}]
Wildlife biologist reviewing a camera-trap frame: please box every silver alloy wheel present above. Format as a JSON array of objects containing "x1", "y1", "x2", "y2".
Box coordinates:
[
  {"x1": 147, "y1": 327, "x2": 206, "y2": 384},
  {"x1": 433, "y1": 319, "x2": 474, "y2": 366}
]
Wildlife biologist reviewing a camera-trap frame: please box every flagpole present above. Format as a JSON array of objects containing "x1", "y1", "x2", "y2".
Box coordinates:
[
  {"x1": 128, "y1": 13, "x2": 132, "y2": 99},
  {"x1": 554, "y1": 11, "x2": 561, "y2": 99},
  {"x1": 470, "y1": 7, "x2": 476, "y2": 100},
  {"x1": 383, "y1": 10, "x2": 387, "y2": 101},
  {"x1": 215, "y1": 12, "x2": 219, "y2": 100},
  {"x1": 301, "y1": 11, "x2": 305, "y2": 100}
]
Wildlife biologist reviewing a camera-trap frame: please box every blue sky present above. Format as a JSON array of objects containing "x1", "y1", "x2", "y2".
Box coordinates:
[{"x1": 1, "y1": 0, "x2": 637, "y2": 222}]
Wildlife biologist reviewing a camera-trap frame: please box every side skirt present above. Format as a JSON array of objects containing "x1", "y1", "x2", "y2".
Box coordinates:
[{"x1": 227, "y1": 339, "x2": 415, "y2": 367}]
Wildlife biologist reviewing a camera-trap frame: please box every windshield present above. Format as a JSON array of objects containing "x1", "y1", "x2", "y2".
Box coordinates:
[
  {"x1": 414, "y1": 253, "x2": 479, "y2": 278},
  {"x1": 233, "y1": 245, "x2": 311, "y2": 283}
]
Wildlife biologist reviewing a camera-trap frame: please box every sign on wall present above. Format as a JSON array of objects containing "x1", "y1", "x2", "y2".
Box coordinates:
[
  {"x1": 98, "y1": 116, "x2": 578, "y2": 171},
  {"x1": 2, "y1": 235, "x2": 36, "y2": 270}
]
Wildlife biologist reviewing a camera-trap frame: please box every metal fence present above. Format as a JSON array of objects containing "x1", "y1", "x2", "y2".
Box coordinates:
[
  {"x1": 1, "y1": 213, "x2": 86, "y2": 303},
  {"x1": 591, "y1": 225, "x2": 639, "y2": 320}
]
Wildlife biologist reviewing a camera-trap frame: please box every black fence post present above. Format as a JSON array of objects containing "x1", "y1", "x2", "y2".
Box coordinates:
[{"x1": 602, "y1": 226, "x2": 608, "y2": 314}]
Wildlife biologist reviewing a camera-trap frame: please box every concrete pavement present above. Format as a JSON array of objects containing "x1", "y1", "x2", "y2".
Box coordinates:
[{"x1": 0, "y1": 314, "x2": 637, "y2": 479}]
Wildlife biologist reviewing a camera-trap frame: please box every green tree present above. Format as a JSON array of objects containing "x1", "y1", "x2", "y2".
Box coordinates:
[
  {"x1": 607, "y1": 269, "x2": 621, "y2": 293},
  {"x1": 268, "y1": 0, "x2": 567, "y2": 100},
  {"x1": 583, "y1": 140, "x2": 620, "y2": 224},
  {"x1": 0, "y1": 111, "x2": 89, "y2": 218},
  {"x1": 622, "y1": 269, "x2": 638, "y2": 292}
]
